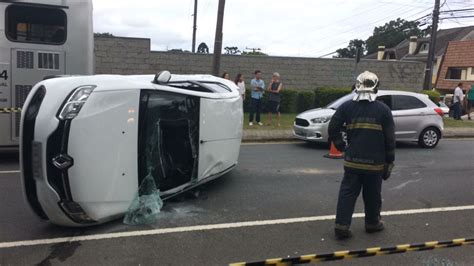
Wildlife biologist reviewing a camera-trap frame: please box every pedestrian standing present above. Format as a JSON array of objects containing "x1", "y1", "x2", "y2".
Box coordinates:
[
  {"x1": 465, "y1": 84, "x2": 474, "y2": 120},
  {"x1": 249, "y1": 70, "x2": 265, "y2": 126},
  {"x1": 266, "y1": 72, "x2": 283, "y2": 127},
  {"x1": 328, "y1": 71, "x2": 396, "y2": 240},
  {"x1": 453, "y1": 82, "x2": 464, "y2": 120},
  {"x1": 234, "y1": 73, "x2": 246, "y2": 100},
  {"x1": 222, "y1": 72, "x2": 231, "y2": 80}
]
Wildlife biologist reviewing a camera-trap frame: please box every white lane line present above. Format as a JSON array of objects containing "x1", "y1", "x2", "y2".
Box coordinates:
[
  {"x1": 1, "y1": 205, "x2": 474, "y2": 249},
  {"x1": 241, "y1": 141, "x2": 301, "y2": 146},
  {"x1": 0, "y1": 170, "x2": 20, "y2": 174}
]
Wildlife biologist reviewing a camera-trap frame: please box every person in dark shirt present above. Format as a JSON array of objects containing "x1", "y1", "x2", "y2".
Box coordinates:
[
  {"x1": 266, "y1": 72, "x2": 283, "y2": 127},
  {"x1": 328, "y1": 71, "x2": 396, "y2": 240}
]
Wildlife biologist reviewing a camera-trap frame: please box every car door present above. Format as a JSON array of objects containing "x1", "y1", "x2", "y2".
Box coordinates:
[
  {"x1": 376, "y1": 94, "x2": 401, "y2": 138},
  {"x1": 391, "y1": 95, "x2": 428, "y2": 140}
]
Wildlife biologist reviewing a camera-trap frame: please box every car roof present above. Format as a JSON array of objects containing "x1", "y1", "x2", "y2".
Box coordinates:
[
  {"x1": 40, "y1": 74, "x2": 240, "y2": 99},
  {"x1": 378, "y1": 90, "x2": 427, "y2": 97}
]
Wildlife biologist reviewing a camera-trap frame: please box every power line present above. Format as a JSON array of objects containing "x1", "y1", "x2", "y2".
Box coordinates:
[
  {"x1": 440, "y1": 15, "x2": 474, "y2": 19},
  {"x1": 302, "y1": 5, "x2": 416, "y2": 56},
  {"x1": 309, "y1": 6, "x2": 434, "y2": 57}
]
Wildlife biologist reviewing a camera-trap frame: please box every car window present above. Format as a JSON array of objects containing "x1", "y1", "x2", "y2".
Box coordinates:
[
  {"x1": 6, "y1": 5, "x2": 67, "y2": 45},
  {"x1": 376, "y1": 95, "x2": 392, "y2": 109},
  {"x1": 167, "y1": 81, "x2": 231, "y2": 93},
  {"x1": 326, "y1": 93, "x2": 354, "y2": 109},
  {"x1": 392, "y1": 95, "x2": 427, "y2": 111}
]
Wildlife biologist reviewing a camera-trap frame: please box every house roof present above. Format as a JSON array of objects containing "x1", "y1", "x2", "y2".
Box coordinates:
[
  {"x1": 435, "y1": 40, "x2": 474, "y2": 91},
  {"x1": 364, "y1": 26, "x2": 474, "y2": 61}
]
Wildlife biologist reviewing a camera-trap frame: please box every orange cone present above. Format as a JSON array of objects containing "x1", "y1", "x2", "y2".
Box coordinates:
[{"x1": 324, "y1": 142, "x2": 343, "y2": 159}]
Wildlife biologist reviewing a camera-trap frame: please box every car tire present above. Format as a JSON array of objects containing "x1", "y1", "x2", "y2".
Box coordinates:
[{"x1": 418, "y1": 127, "x2": 441, "y2": 148}]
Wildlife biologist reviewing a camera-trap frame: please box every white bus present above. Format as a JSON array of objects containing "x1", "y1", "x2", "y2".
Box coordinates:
[{"x1": 0, "y1": 0, "x2": 93, "y2": 149}]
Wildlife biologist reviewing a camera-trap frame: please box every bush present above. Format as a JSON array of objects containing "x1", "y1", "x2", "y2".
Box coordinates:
[
  {"x1": 279, "y1": 89, "x2": 298, "y2": 113},
  {"x1": 296, "y1": 90, "x2": 315, "y2": 113},
  {"x1": 420, "y1": 90, "x2": 441, "y2": 105},
  {"x1": 243, "y1": 87, "x2": 351, "y2": 113},
  {"x1": 313, "y1": 87, "x2": 352, "y2": 108}
]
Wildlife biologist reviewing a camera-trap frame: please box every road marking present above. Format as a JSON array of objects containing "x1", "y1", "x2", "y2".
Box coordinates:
[
  {"x1": 241, "y1": 141, "x2": 302, "y2": 146},
  {"x1": 0, "y1": 170, "x2": 20, "y2": 174},
  {"x1": 390, "y1": 178, "x2": 422, "y2": 190},
  {"x1": 1, "y1": 205, "x2": 474, "y2": 249}
]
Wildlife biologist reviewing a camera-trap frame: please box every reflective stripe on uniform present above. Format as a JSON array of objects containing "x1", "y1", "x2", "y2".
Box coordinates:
[
  {"x1": 346, "y1": 123, "x2": 382, "y2": 131},
  {"x1": 344, "y1": 161, "x2": 384, "y2": 171}
]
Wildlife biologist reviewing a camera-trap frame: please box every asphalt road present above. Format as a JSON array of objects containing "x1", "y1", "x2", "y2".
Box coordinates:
[{"x1": 1, "y1": 140, "x2": 474, "y2": 265}]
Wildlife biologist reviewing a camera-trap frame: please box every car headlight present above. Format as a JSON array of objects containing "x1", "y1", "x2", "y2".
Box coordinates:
[
  {"x1": 310, "y1": 116, "x2": 331, "y2": 124},
  {"x1": 58, "y1": 85, "x2": 96, "y2": 120}
]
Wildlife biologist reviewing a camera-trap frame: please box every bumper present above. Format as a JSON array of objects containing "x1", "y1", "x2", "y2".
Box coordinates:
[{"x1": 293, "y1": 123, "x2": 329, "y2": 142}]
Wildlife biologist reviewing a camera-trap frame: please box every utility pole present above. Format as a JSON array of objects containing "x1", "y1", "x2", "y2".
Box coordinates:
[
  {"x1": 192, "y1": 0, "x2": 198, "y2": 53},
  {"x1": 423, "y1": 0, "x2": 440, "y2": 90},
  {"x1": 212, "y1": 0, "x2": 226, "y2": 76}
]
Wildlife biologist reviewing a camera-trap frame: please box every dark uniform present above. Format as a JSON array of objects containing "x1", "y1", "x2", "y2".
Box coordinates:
[{"x1": 328, "y1": 98, "x2": 395, "y2": 232}]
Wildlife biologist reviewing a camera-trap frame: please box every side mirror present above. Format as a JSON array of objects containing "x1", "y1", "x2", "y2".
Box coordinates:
[{"x1": 153, "y1": 71, "x2": 171, "y2": 84}]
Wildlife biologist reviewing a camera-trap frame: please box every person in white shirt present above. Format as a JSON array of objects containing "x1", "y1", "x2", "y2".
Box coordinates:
[
  {"x1": 453, "y1": 82, "x2": 464, "y2": 120},
  {"x1": 234, "y1": 73, "x2": 246, "y2": 100}
]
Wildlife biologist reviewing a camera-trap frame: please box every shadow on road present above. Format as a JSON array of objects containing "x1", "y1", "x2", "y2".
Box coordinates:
[{"x1": 294, "y1": 141, "x2": 330, "y2": 150}]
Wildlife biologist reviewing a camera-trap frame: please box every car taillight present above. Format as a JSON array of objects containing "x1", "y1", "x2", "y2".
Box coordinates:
[{"x1": 434, "y1": 108, "x2": 444, "y2": 117}]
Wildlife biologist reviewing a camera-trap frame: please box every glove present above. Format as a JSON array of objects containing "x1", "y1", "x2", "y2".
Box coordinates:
[{"x1": 382, "y1": 163, "x2": 394, "y2": 180}]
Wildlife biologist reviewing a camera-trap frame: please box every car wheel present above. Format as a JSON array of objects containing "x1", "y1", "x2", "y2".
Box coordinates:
[{"x1": 418, "y1": 127, "x2": 440, "y2": 148}]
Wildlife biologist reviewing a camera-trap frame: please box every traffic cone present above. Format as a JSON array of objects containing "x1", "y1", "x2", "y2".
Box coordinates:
[{"x1": 324, "y1": 142, "x2": 343, "y2": 159}]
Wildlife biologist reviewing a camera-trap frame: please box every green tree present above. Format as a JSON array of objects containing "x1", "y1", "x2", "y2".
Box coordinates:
[
  {"x1": 224, "y1": 46, "x2": 241, "y2": 55},
  {"x1": 241, "y1": 50, "x2": 267, "y2": 56},
  {"x1": 335, "y1": 39, "x2": 365, "y2": 58},
  {"x1": 94, "y1": 32, "x2": 114, "y2": 37},
  {"x1": 365, "y1": 18, "x2": 425, "y2": 54}
]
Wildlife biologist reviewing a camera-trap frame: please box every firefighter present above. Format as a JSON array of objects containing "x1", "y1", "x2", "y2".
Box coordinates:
[{"x1": 328, "y1": 71, "x2": 395, "y2": 240}]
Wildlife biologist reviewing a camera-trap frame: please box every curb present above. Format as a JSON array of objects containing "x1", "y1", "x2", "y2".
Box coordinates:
[{"x1": 242, "y1": 128, "x2": 474, "y2": 142}]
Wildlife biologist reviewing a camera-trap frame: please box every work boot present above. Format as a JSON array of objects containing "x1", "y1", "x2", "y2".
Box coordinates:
[
  {"x1": 335, "y1": 224, "x2": 353, "y2": 240},
  {"x1": 365, "y1": 221, "x2": 385, "y2": 233}
]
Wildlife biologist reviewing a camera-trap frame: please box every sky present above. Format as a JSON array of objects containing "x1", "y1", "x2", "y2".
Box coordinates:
[{"x1": 93, "y1": 0, "x2": 474, "y2": 57}]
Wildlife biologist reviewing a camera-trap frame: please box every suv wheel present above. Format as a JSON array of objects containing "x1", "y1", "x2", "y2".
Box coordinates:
[{"x1": 418, "y1": 127, "x2": 440, "y2": 148}]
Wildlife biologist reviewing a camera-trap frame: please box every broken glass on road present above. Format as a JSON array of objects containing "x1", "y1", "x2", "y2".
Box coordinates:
[{"x1": 123, "y1": 169, "x2": 163, "y2": 225}]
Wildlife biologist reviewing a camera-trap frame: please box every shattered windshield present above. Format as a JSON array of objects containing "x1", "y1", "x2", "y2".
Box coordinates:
[{"x1": 137, "y1": 90, "x2": 200, "y2": 193}]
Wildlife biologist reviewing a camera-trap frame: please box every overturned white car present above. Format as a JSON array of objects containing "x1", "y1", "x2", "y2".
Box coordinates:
[{"x1": 20, "y1": 72, "x2": 243, "y2": 226}]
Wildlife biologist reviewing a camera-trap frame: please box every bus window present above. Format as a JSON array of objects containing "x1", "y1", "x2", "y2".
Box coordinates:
[{"x1": 6, "y1": 5, "x2": 67, "y2": 45}]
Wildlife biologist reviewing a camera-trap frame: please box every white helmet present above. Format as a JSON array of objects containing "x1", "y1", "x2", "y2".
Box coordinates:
[{"x1": 353, "y1": 71, "x2": 379, "y2": 102}]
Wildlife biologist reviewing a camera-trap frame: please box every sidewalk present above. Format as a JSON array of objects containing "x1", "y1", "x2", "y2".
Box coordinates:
[{"x1": 242, "y1": 127, "x2": 474, "y2": 142}]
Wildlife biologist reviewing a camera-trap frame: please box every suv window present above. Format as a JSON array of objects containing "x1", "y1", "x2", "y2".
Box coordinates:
[
  {"x1": 376, "y1": 95, "x2": 392, "y2": 109},
  {"x1": 392, "y1": 95, "x2": 426, "y2": 111},
  {"x1": 6, "y1": 5, "x2": 67, "y2": 45}
]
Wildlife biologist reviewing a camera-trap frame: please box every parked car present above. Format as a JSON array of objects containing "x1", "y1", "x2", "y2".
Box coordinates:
[
  {"x1": 294, "y1": 90, "x2": 444, "y2": 148},
  {"x1": 20, "y1": 71, "x2": 243, "y2": 226},
  {"x1": 438, "y1": 101, "x2": 450, "y2": 117}
]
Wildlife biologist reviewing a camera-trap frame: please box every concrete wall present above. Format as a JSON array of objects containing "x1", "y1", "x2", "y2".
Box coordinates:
[{"x1": 94, "y1": 36, "x2": 426, "y2": 91}]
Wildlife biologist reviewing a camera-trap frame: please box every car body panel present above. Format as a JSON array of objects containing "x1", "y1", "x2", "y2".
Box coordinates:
[
  {"x1": 199, "y1": 97, "x2": 243, "y2": 178},
  {"x1": 67, "y1": 90, "x2": 140, "y2": 221}
]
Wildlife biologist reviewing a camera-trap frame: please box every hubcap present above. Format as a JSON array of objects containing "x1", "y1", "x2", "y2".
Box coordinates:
[{"x1": 423, "y1": 130, "x2": 438, "y2": 146}]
